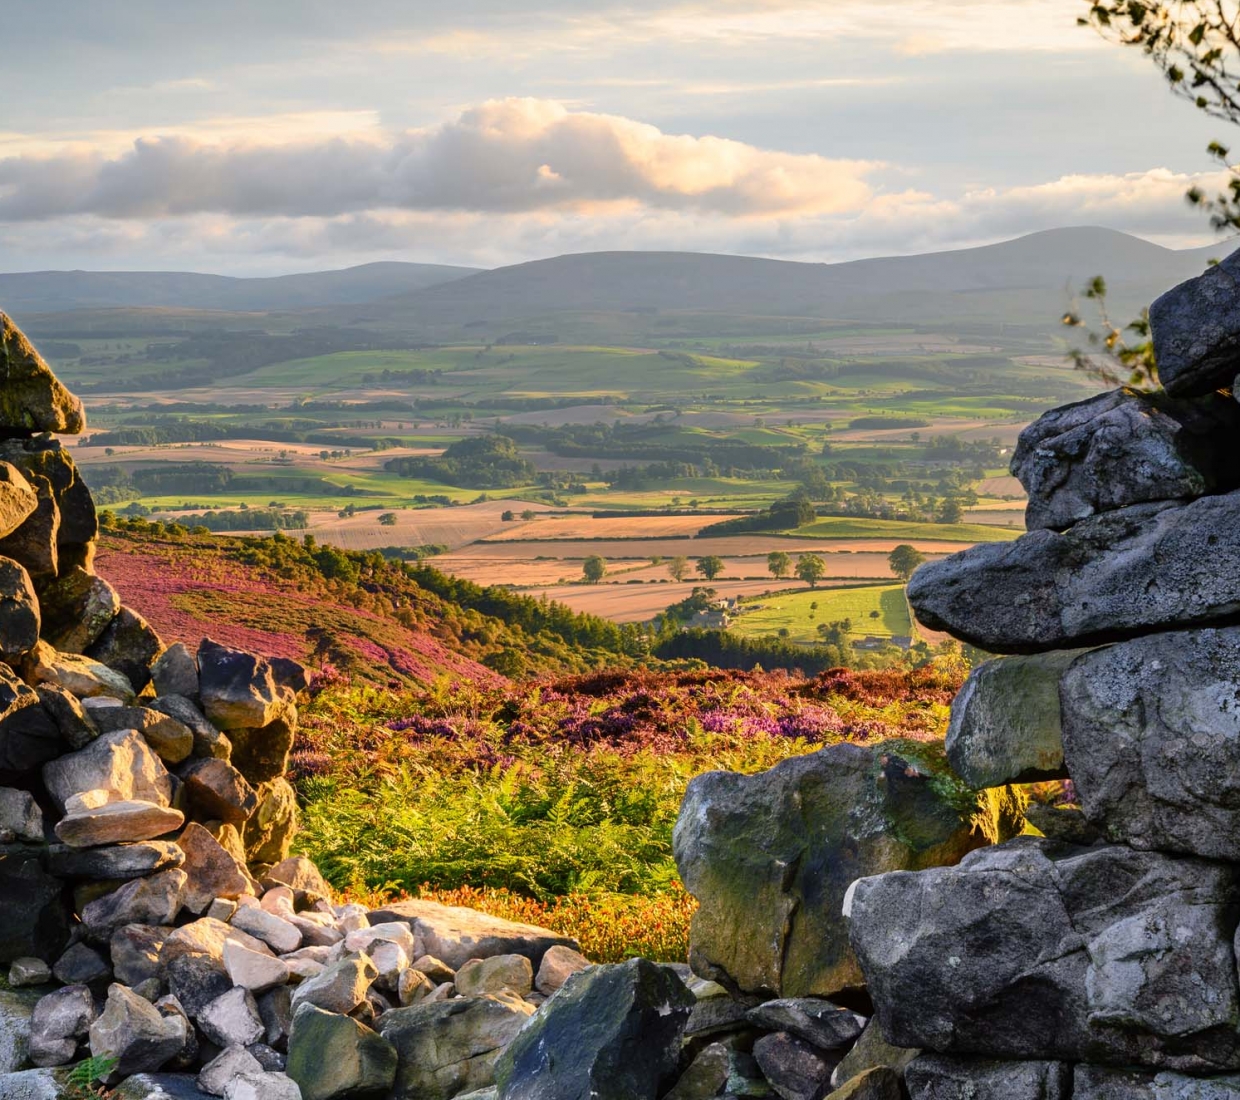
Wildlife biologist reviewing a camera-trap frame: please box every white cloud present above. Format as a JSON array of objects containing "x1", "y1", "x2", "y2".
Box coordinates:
[{"x1": 0, "y1": 98, "x2": 880, "y2": 222}]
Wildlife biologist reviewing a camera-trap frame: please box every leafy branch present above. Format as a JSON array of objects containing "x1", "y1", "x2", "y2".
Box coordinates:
[{"x1": 1062, "y1": 276, "x2": 1160, "y2": 390}]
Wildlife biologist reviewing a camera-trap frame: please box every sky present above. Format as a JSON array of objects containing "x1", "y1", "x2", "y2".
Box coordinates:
[{"x1": 0, "y1": 0, "x2": 1233, "y2": 274}]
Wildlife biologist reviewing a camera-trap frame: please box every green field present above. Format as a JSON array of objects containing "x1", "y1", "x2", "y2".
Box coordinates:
[
  {"x1": 794, "y1": 517, "x2": 1019, "y2": 543},
  {"x1": 731, "y1": 584, "x2": 914, "y2": 645}
]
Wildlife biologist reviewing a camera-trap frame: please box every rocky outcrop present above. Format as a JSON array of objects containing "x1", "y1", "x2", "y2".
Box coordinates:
[{"x1": 1150, "y1": 250, "x2": 1240, "y2": 396}]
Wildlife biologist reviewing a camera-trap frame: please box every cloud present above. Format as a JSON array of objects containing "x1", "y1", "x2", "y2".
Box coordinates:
[{"x1": 0, "y1": 98, "x2": 879, "y2": 223}]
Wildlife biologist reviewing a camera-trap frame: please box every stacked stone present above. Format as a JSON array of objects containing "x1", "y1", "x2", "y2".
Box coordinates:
[{"x1": 846, "y1": 253, "x2": 1240, "y2": 1099}]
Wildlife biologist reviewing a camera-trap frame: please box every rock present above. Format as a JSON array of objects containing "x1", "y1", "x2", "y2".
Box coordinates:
[
  {"x1": 0, "y1": 789, "x2": 42, "y2": 843},
  {"x1": 1022, "y1": 803, "x2": 1102, "y2": 846},
  {"x1": 230, "y1": 902, "x2": 302, "y2": 954},
  {"x1": 1073, "y1": 1065, "x2": 1240, "y2": 1098},
  {"x1": 1011, "y1": 388, "x2": 1240, "y2": 530},
  {"x1": 198, "y1": 641, "x2": 296, "y2": 731},
  {"x1": 746, "y1": 1000, "x2": 867, "y2": 1054},
  {"x1": 51, "y1": 943, "x2": 110, "y2": 985},
  {"x1": 44, "y1": 727, "x2": 172, "y2": 812},
  {"x1": 0, "y1": 439, "x2": 94, "y2": 573},
  {"x1": 224, "y1": 940, "x2": 290, "y2": 994},
  {"x1": 30, "y1": 646, "x2": 133, "y2": 702},
  {"x1": 0, "y1": 988, "x2": 40, "y2": 1073},
  {"x1": 366, "y1": 901, "x2": 580, "y2": 972},
  {"x1": 455, "y1": 955, "x2": 533, "y2": 998},
  {"x1": 240, "y1": 777, "x2": 296, "y2": 865},
  {"x1": 55, "y1": 799, "x2": 185, "y2": 847},
  {"x1": 1149, "y1": 250, "x2": 1240, "y2": 395},
  {"x1": 257, "y1": 986, "x2": 294, "y2": 1052},
  {"x1": 0, "y1": 474, "x2": 56, "y2": 579},
  {"x1": 228, "y1": 707, "x2": 296, "y2": 785},
  {"x1": 160, "y1": 918, "x2": 274, "y2": 969},
  {"x1": 110, "y1": 1075, "x2": 216, "y2": 1100},
  {"x1": 290, "y1": 955, "x2": 377, "y2": 1016},
  {"x1": 178, "y1": 823, "x2": 253, "y2": 914},
  {"x1": 91, "y1": 706, "x2": 194, "y2": 766},
  {"x1": 383, "y1": 996, "x2": 533, "y2": 1100},
  {"x1": 0, "y1": 847, "x2": 70, "y2": 963},
  {"x1": 903, "y1": 1055, "x2": 1071, "y2": 1099},
  {"x1": 197, "y1": 988, "x2": 265, "y2": 1049},
  {"x1": 752, "y1": 1032, "x2": 837, "y2": 1100},
  {"x1": 37, "y1": 567, "x2": 120, "y2": 654},
  {"x1": 684, "y1": 987, "x2": 750, "y2": 1042},
  {"x1": 111, "y1": 924, "x2": 171, "y2": 986},
  {"x1": 48, "y1": 840, "x2": 183, "y2": 880},
  {"x1": 166, "y1": 954, "x2": 233, "y2": 1020},
  {"x1": 265, "y1": 856, "x2": 331, "y2": 898},
  {"x1": 343, "y1": 921, "x2": 414, "y2": 957},
  {"x1": 906, "y1": 490, "x2": 1240, "y2": 653},
  {"x1": 944, "y1": 650, "x2": 1086, "y2": 788},
  {"x1": 80, "y1": 868, "x2": 187, "y2": 940},
  {"x1": 498, "y1": 964, "x2": 690, "y2": 1097},
  {"x1": 663, "y1": 1043, "x2": 736, "y2": 1100},
  {"x1": 534, "y1": 944, "x2": 589, "y2": 996},
  {"x1": 0, "y1": 667, "x2": 61, "y2": 772},
  {"x1": 35, "y1": 684, "x2": 96, "y2": 749},
  {"x1": 149, "y1": 695, "x2": 230, "y2": 761},
  {"x1": 849, "y1": 839, "x2": 1240, "y2": 1071},
  {"x1": 222, "y1": 1072, "x2": 301, "y2": 1100},
  {"x1": 85, "y1": 607, "x2": 164, "y2": 694},
  {"x1": 0, "y1": 1068, "x2": 69, "y2": 1099},
  {"x1": 286, "y1": 1003, "x2": 398, "y2": 1100},
  {"x1": 90, "y1": 983, "x2": 188, "y2": 1078},
  {"x1": 0, "y1": 561, "x2": 39, "y2": 663},
  {"x1": 674, "y1": 741, "x2": 987, "y2": 1000},
  {"x1": 178, "y1": 758, "x2": 257, "y2": 827},
  {"x1": 198, "y1": 1045, "x2": 264, "y2": 1097},
  {"x1": 369, "y1": 940, "x2": 409, "y2": 992},
  {"x1": 7, "y1": 958, "x2": 50, "y2": 988},
  {"x1": 0, "y1": 464, "x2": 38, "y2": 543},
  {"x1": 1060, "y1": 626, "x2": 1240, "y2": 860},
  {"x1": 152, "y1": 644, "x2": 200, "y2": 701},
  {"x1": 826, "y1": 1068, "x2": 904, "y2": 1100},
  {"x1": 398, "y1": 968, "x2": 436, "y2": 1007},
  {"x1": 829, "y1": 1019, "x2": 918, "y2": 1091},
  {"x1": 0, "y1": 314, "x2": 84, "y2": 434},
  {"x1": 28, "y1": 984, "x2": 94, "y2": 1068}
]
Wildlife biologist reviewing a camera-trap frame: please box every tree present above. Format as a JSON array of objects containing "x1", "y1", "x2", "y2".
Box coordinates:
[
  {"x1": 521, "y1": 510, "x2": 537, "y2": 521},
  {"x1": 501, "y1": 510, "x2": 516, "y2": 521},
  {"x1": 696, "y1": 555, "x2": 725, "y2": 581},
  {"x1": 937, "y1": 498, "x2": 964, "y2": 525},
  {"x1": 768, "y1": 550, "x2": 792, "y2": 580},
  {"x1": 795, "y1": 553, "x2": 827, "y2": 588},
  {"x1": 582, "y1": 555, "x2": 607, "y2": 584},
  {"x1": 889, "y1": 544, "x2": 926, "y2": 582},
  {"x1": 667, "y1": 555, "x2": 690, "y2": 582},
  {"x1": 378, "y1": 512, "x2": 398, "y2": 527}
]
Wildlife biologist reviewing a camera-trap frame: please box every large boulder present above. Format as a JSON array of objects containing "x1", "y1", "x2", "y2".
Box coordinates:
[
  {"x1": 1073, "y1": 1066, "x2": 1240, "y2": 1098},
  {"x1": 380, "y1": 996, "x2": 533, "y2": 1100},
  {"x1": 0, "y1": 988, "x2": 41, "y2": 1074},
  {"x1": 228, "y1": 707, "x2": 297, "y2": 786},
  {"x1": 1061, "y1": 626, "x2": 1240, "y2": 860},
  {"x1": 198, "y1": 640, "x2": 297, "y2": 731},
  {"x1": 54, "y1": 800, "x2": 184, "y2": 848},
  {"x1": 48, "y1": 840, "x2": 183, "y2": 880},
  {"x1": 1011, "y1": 388, "x2": 1240, "y2": 531},
  {"x1": 0, "y1": 439, "x2": 96, "y2": 572},
  {"x1": 0, "y1": 557, "x2": 39, "y2": 661},
  {"x1": 1149, "y1": 250, "x2": 1240, "y2": 396},
  {"x1": 86, "y1": 607, "x2": 164, "y2": 694},
  {"x1": 286, "y1": 1003, "x2": 398, "y2": 1100},
  {"x1": 945, "y1": 650, "x2": 1084, "y2": 789},
  {"x1": 367, "y1": 900, "x2": 579, "y2": 972},
  {"x1": 91, "y1": 705, "x2": 194, "y2": 766},
  {"x1": 904, "y1": 1055, "x2": 1071, "y2": 1099},
  {"x1": 178, "y1": 758, "x2": 257, "y2": 827},
  {"x1": 37, "y1": 567, "x2": 119, "y2": 654},
  {"x1": 43, "y1": 727, "x2": 173, "y2": 812},
  {"x1": 89, "y1": 983, "x2": 187, "y2": 1079},
  {"x1": 0, "y1": 847, "x2": 70, "y2": 963},
  {"x1": 907, "y1": 490, "x2": 1240, "y2": 653},
  {"x1": 0, "y1": 464, "x2": 39, "y2": 543},
  {"x1": 242, "y1": 777, "x2": 297, "y2": 865},
  {"x1": 674, "y1": 741, "x2": 989, "y2": 999},
  {"x1": 496, "y1": 959, "x2": 692, "y2": 1100},
  {"x1": 0, "y1": 472, "x2": 58, "y2": 579},
  {"x1": 0, "y1": 664, "x2": 61, "y2": 772},
  {"x1": 80, "y1": 868, "x2": 187, "y2": 940},
  {"x1": 849, "y1": 838, "x2": 1240, "y2": 1072},
  {"x1": 0, "y1": 313, "x2": 85, "y2": 436}
]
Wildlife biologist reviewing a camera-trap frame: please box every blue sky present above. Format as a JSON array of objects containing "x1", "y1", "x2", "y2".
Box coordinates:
[{"x1": 0, "y1": 0, "x2": 1231, "y2": 273}]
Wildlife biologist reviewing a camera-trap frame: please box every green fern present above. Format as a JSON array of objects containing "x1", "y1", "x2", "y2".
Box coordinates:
[{"x1": 66, "y1": 1055, "x2": 118, "y2": 1098}]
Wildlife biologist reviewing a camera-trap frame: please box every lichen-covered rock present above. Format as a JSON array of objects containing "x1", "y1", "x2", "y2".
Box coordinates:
[
  {"x1": 286, "y1": 1003, "x2": 398, "y2": 1100},
  {"x1": 752, "y1": 1031, "x2": 836, "y2": 1100},
  {"x1": 0, "y1": 557, "x2": 40, "y2": 661},
  {"x1": 0, "y1": 988, "x2": 40, "y2": 1073},
  {"x1": 674, "y1": 742, "x2": 989, "y2": 999},
  {"x1": 1011, "y1": 388, "x2": 1240, "y2": 530},
  {"x1": 1060, "y1": 627, "x2": 1240, "y2": 860},
  {"x1": 0, "y1": 438, "x2": 95, "y2": 574},
  {"x1": 149, "y1": 695, "x2": 229, "y2": 760},
  {"x1": 496, "y1": 959, "x2": 690, "y2": 1100},
  {"x1": 1149, "y1": 250, "x2": 1240, "y2": 396},
  {"x1": 242, "y1": 777, "x2": 296, "y2": 864},
  {"x1": 37, "y1": 567, "x2": 119, "y2": 654},
  {"x1": 907, "y1": 490, "x2": 1240, "y2": 653},
  {"x1": 1073, "y1": 1065, "x2": 1240, "y2": 1098},
  {"x1": 86, "y1": 607, "x2": 164, "y2": 694},
  {"x1": 28, "y1": 984, "x2": 94, "y2": 1068},
  {"x1": 746, "y1": 1000, "x2": 867, "y2": 1054},
  {"x1": 830, "y1": 1019, "x2": 919, "y2": 1092},
  {"x1": 0, "y1": 463, "x2": 38, "y2": 546},
  {"x1": 152, "y1": 644, "x2": 200, "y2": 701},
  {"x1": 850, "y1": 839, "x2": 1240, "y2": 1072},
  {"x1": 30, "y1": 647, "x2": 133, "y2": 702},
  {"x1": 904, "y1": 1055, "x2": 1071, "y2": 1099},
  {"x1": 0, "y1": 313, "x2": 85, "y2": 435},
  {"x1": 382, "y1": 996, "x2": 533, "y2": 1100},
  {"x1": 198, "y1": 641, "x2": 297, "y2": 731},
  {"x1": 91, "y1": 706, "x2": 194, "y2": 766},
  {"x1": 0, "y1": 472, "x2": 58, "y2": 579},
  {"x1": 35, "y1": 684, "x2": 96, "y2": 750},
  {"x1": 826, "y1": 1067, "x2": 904, "y2": 1100}
]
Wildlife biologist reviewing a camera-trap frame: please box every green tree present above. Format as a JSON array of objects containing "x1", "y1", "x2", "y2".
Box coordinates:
[
  {"x1": 937, "y1": 498, "x2": 964, "y2": 525},
  {"x1": 795, "y1": 553, "x2": 827, "y2": 588},
  {"x1": 667, "y1": 555, "x2": 690, "y2": 582},
  {"x1": 696, "y1": 555, "x2": 725, "y2": 581},
  {"x1": 888, "y1": 544, "x2": 926, "y2": 582},
  {"x1": 378, "y1": 512, "x2": 398, "y2": 526},
  {"x1": 582, "y1": 555, "x2": 607, "y2": 584},
  {"x1": 767, "y1": 551, "x2": 792, "y2": 580}
]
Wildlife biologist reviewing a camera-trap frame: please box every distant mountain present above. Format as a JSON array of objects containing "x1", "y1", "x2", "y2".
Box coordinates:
[
  {"x1": 0, "y1": 261, "x2": 480, "y2": 314},
  {"x1": 360, "y1": 228, "x2": 1234, "y2": 335}
]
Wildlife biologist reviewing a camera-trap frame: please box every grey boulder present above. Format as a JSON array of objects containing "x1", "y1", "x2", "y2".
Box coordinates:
[
  {"x1": 286, "y1": 1003, "x2": 398, "y2": 1100},
  {"x1": 1074, "y1": 1066, "x2": 1240, "y2": 1098},
  {"x1": 1150, "y1": 249, "x2": 1240, "y2": 396},
  {"x1": 904, "y1": 1055, "x2": 1071, "y2": 1099},
  {"x1": 89, "y1": 983, "x2": 188, "y2": 1078}
]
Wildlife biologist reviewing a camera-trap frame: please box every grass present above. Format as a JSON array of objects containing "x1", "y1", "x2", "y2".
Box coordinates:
[
  {"x1": 794, "y1": 516, "x2": 1020, "y2": 543},
  {"x1": 731, "y1": 584, "x2": 913, "y2": 645}
]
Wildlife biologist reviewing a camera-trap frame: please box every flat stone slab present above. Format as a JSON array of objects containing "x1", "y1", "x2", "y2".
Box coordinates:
[{"x1": 54, "y1": 800, "x2": 184, "y2": 848}]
